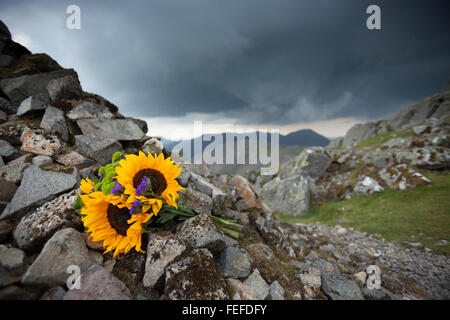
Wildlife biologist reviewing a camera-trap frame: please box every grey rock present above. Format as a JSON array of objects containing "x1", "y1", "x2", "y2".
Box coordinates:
[
  {"x1": 259, "y1": 175, "x2": 310, "y2": 216},
  {"x1": 413, "y1": 125, "x2": 429, "y2": 135},
  {"x1": 321, "y1": 273, "x2": 364, "y2": 300},
  {"x1": 0, "y1": 245, "x2": 25, "y2": 275},
  {"x1": 354, "y1": 176, "x2": 384, "y2": 195},
  {"x1": 16, "y1": 94, "x2": 49, "y2": 116},
  {"x1": 247, "y1": 243, "x2": 276, "y2": 261},
  {"x1": 341, "y1": 122, "x2": 379, "y2": 147},
  {"x1": 0, "y1": 161, "x2": 29, "y2": 184},
  {"x1": 0, "y1": 69, "x2": 76, "y2": 107},
  {"x1": 164, "y1": 248, "x2": 229, "y2": 300},
  {"x1": 13, "y1": 190, "x2": 81, "y2": 250},
  {"x1": 298, "y1": 267, "x2": 322, "y2": 288},
  {"x1": 75, "y1": 135, "x2": 122, "y2": 165},
  {"x1": 63, "y1": 265, "x2": 131, "y2": 300},
  {"x1": 226, "y1": 278, "x2": 261, "y2": 300},
  {"x1": 55, "y1": 150, "x2": 93, "y2": 169},
  {"x1": 32, "y1": 155, "x2": 53, "y2": 167},
  {"x1": 66, "y1": 101, "x2": 114, "y2": 120},
  {"x1": 46, "y1": 75, "x2": 82, "y2": 102},
  {"x1": 0, "y1": 139, "x2": 17, "y2": 157},
  {"x1": 40, "y1": 106, "x2": 69, "y2": 141},
  {"x1": 21, "y1": 228, "x2": 95, "y2": 287},
  {"x1": 79, "y1": 167, "x2": 95, "y2": 180},
  {"x1": 217, "y1": 246, "x2": 251, "y2": 279},
  {"x1": 128, "y1": 117, "x2": 148, "y2": 134},
  {"x1": 243, "y1": 269, "x2": 270, "y2": 300},
  {"x1": 281, "y1": 147, "x2": 331, "y2": 180},
  {"x1": 177, "y1": 188, "x2": 213, "y2": 215},
  {"x1": 176, "y1": 168, "x2": 191, "y2": 187},
  {"x1": 361, "y1": 287, "x2": 391, "y2": 300},
  {"x1": 1, "y1": 165, "x2": 78, "y2": 220},
  {"x1": 177, "y1": 213, "x2": 227, "y2": 255},
  {"x1": 269, "y1": 281, "x2": 286, "y2": 300},
  {"x1": 143, "y1": 233, "x2": 186, "y2": 288},
  {"x1": 77, "y1": 118, "x2": 145, "y2": 141}
]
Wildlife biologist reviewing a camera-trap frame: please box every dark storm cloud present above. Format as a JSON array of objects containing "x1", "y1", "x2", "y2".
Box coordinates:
[{"x1": 1, "y1": 0, "x2": 449, "y2": 124}]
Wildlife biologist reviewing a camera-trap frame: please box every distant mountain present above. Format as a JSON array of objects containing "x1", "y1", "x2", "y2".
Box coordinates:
[
  {"x1": 160, "y1": 128, "x2": 329, "y2": 153},
  {"x1": 279, "y1": 129, "x2": 329, "y2": 146}
]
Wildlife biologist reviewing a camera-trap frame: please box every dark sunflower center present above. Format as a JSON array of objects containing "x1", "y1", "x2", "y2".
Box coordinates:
[
  {"x1": 132, "y1": 169, "x2": 167, "y2": 196},
  {"x1": 107, "y1": 204, "x2": 131, "y2": 236}
]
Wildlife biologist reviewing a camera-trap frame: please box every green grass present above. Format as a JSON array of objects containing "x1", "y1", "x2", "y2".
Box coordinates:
[
  {"x1": 277, "y1": 171, "x2": 450, "y2": 255},
  {"x1": 355, "y1": 128, "x2": 414, "y2": 149}
]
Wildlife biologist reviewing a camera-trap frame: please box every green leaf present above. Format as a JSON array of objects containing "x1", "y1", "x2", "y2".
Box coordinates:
[
  {"x1": 156, "y1": 211, "x2": 177, "y2": 224},
  {"x1": 112, "y1": 152, "x2": 123, "y2": 163},
  {"x1": 102, "y1": 181, "x2": 116, "y2": 195}
]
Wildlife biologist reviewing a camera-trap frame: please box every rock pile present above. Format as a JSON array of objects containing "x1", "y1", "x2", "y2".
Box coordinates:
[{"x1": 0, "y1": 19, "x2": 448, "y2": 300}]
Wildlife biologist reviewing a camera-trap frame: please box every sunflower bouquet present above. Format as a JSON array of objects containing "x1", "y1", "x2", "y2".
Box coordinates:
[{"x1": 74, "y1": 151, "x2": 242, "y2": 258}]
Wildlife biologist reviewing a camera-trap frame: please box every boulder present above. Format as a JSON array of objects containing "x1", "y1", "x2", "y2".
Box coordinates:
[
  {"x1": 21, "y1": 228, "x2": 95, "y2": 287},
  {"x1": 341, "y1": 122, "x2": 378, "y2": 147},
  {"x1": 281, "y1": 147, "x2": 331, "y2": 180},
  {"x1": 0, "y1": 139, "x2": 17, "y2": 157},
  {"x1": 55, "y1": 150, "x2": 93, "y2": 169},
  {"x1": 177, "y1": 213, "x2": 227, "y2": 255},
  {"x1": 226, "y1": 278, "x2": 261, "y2": 300},
  {"x1": 354, "y1": 176, "x2": 384, "y2": 195},
  {"x1": 259, "y1": 175, "x2": 310, "y2": 216},
  {"x1": 16, "y1": 94, "x2": 49, "y2": 116},
  {"x1": 32, "y1": 155, "x2": 53, "y2": 167},
  {"x1": 378, "y1": 164, "x2": 431, "y2": 191},
  {"x1": 0, "y1": 162, "x2": 29, "y2": 184},
  {"x1": 164, "y1": 248, "x2": 229, "y2": 300},
  {"x1": 0, "y1": 69, "x2": 77, "y2": 107},
  {"x1": 1, "y1": 165, "x2": 79, "y2": 220},
  {"x1": 66, "y1": 101, "x2": 114, "y2": 120},
  {"x1": 75, "y1": 135, "x2": 122, "y2": 165},
  {"x1": 13, "y1": 190, "x2": 81, "y2": 250},
  {"x1": 76, "y1": 118, "x2": 145, "y2": 141},
  {"x1": 269, "y1": 281, "x2": 286, "y2": 300},
  {"x1": 0, "y1": 245, "x2": 25, "y2": 275},
  {"x1": 63, "y1": 265, "x2": 131, "y2": 300},
  {"x1": 46, "y1": 75, "x2": 82, "y2": 102},
  {"x1": 216, "y1": 246, "x2": 251, "y2": 279},
  {"x1": 177, "y1": 188, "x2": 213, "y2": 216},
  {"x1": 243, "y1": 269, "x2": 270, "y2": 299},
  {"x1": 321, "y1": 273, "x2": 364, "y2": 300},
  {"x1": 142, "y1": 233, "x2": 186, "y2": 288},
  {"x1": 20, "y1": 128, "x2": 63, "y2": 156},
  {"x1": 40, "y1": 106, "x2": 69, "y2": 141}
]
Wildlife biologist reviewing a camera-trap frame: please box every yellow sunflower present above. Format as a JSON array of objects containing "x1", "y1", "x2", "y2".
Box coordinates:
[
  {"x1": 115, "y1": 151, "x2": 183, "y2": 212},
  {"x1": 80, "y1": 190, "x2": 152, "y2": 258}
]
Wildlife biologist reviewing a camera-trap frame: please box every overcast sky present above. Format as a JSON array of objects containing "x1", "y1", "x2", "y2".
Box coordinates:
[{"x1": 1, "y1": 0, "x2": 449, "y2": 139}]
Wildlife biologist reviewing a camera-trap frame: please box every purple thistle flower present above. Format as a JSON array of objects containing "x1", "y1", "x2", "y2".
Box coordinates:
[
  {"x1": 130, "y1": 200, "x2": 141, "y2": 215},
  {"x1": 135, "y1": 177, "x2": 148, "y2": 196},
  {"x1": 111, "y1": 179, "x2": 123, "y2": 195}
]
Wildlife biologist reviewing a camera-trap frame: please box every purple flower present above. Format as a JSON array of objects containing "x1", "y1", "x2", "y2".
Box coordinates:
[
  {"x1": 111, "y1": 179, "x2": 123, "y2": 195},
  {"x1": 135, "y1": 177, "x2": 148, "y2": 196},
  {"x1": 130, "y1": 200, "x2": 141, "y2": 215}
]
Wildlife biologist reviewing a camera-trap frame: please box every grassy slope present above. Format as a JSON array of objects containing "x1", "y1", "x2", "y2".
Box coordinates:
[{"x1": 277, "y1": 171, "x2": 450, "y2": 255}]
